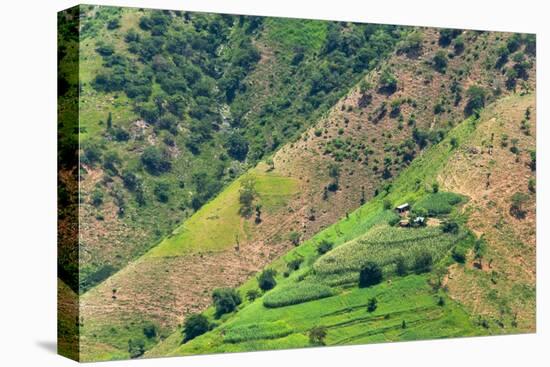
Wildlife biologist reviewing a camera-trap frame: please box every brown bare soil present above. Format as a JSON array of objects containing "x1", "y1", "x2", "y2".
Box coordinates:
[{"x1": 439, "y1": 94, "x2": 536, "y2": 331}]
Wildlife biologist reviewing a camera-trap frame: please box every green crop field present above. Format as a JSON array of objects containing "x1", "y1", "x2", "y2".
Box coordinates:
[
  {"x1": 412, "y1": 192, "x2": 465, "y2": 216},
  {"x1": 263, "y1": 282, "x2": 335, "y2": 308},
  {"x1": 313, "y1": 226, "x2": 466, "y2": 276}
]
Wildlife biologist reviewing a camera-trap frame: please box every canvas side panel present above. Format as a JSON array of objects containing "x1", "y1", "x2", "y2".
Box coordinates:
[{"x1": 57, "y1": 5, "x2": 81, "y2": 362}]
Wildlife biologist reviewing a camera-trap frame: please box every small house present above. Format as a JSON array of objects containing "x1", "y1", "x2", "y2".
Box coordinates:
[
  {"x1": 413, "y1": 216, "x2": 425, "y2": 226},
  {"x1": 395, "y1": 203, "x2": 410, "y2": 213}
]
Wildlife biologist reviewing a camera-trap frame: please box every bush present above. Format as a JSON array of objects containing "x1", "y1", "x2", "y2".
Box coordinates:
[
  {"x1": 510, "y1": 192, "x2": 529, "y2": 219},
  {"x1": 413, "y1": 251, "x2": 433, "y2": 274},
  {"x1": 246, "y1": 289, "x2": 260, "y2": 302},
  {"x1": 395, "y1": 255, "x2": 407, "y2": 276},
  {"x1": 309, "y1": 326, "x2": 328, "y2": 345},
  {"x1": 288, "y1": 231, "x2": 301, "y2": 246},
  {"x1": 287, "y1": 258, "x2": 303, "y2": 272},
  {"x1": 225, "y1": 133, "x2": 249, "y2": 161},
  {"x1": 154, "y1": 182, "x2": 170, "y2": 203},
  {"x1": 359, "y1": 262, "x2": 383, "y2": 288},
  {"x1": 143, "y1": 323, "x2": 157, "y2": 339},
  {"x1": 141, "y1": 146, "x2": 171, "y2": 175},
  {"x1": 378, "y1": 68, "x2": 398, "y2": 94},
  {"x1": 183, "y1": 314, "x2": 210, "y2": 342},
  {"x1": 432, "y1": 50, "x2": 448, "y2": 73},
  {"x1": 317, "y1": 239, "x2": 334, "y2": 255},
  {"x1": 128, "y1": 338, "x2": 145, "y2": 358},
  {"x1": 212, "y1": 288, "x2": 241, "y2": 317},
  {"x1": 441, "y1": 220, "x2": 459, "y2": 234},
  {"x1": 464, "y1": 86, "x2": 486, "y2": 116},
  {"x1": 367, "y1": 297, "x2": 378, "y2": 312},
  {"x1": 452, "y1": 245, "x2": 467, "y2": 263},
  {"x1": 91, "y1": 189, "x2": 104, "y2": 207},
  {"x1": 258, "y1": 269, "x2": 277, "y2": 291}
]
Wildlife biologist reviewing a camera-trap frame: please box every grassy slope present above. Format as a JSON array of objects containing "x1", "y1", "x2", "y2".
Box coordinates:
[{"x1": 149, "y1": 94, "x2": 533, "y2": 357}]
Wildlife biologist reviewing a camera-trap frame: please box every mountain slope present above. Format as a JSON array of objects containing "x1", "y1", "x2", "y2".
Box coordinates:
[
  {"x1": 148, "y1": 93, "x2": 535, "y2": 357},
  {"x1": 77, "y1": 24, "x2": 535, "y2": 361}
]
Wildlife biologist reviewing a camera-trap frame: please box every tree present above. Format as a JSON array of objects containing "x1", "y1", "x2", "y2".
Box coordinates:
[
  {"x1": 154, "y1": 182, "x2": 170, "y2": 203},
  {"x1": 309, "y1": 326, "x2": 328, "y2": 345},
  {"x1": 128, "y1": 338, "x2": 145, "y2": 358},
  {"x1": 317, "y1": 239, "x2": 334, "y2": 255},
  {"x1": 257, "y1": 269, "x2": 277, "y2": 291},
  {"x1": 238, "y1": 176, "x2": 256, "y2": 217},
  {"x1": 91, "y1": 189, "x2": 103, "y2": 207},
  {"x1": 246, "y1": 289, "x2": 260, "y2": 302},
  {"x1": 464, "y1": 86, "x2": 486, "y2": 116},
  {"x1": 528, "y1": 178, "x2": 536, "y2": 193},
  {"x1": 474, "y1": 236, "x2": 487, "y2": 268},
  {"x1": 288, "y1": 231, "x2": 301, "y2": 246},
  {"x1": 225, "y1": 132, "x2": 249, "y2": 161},
  {"x1": 367, "y1": 297, "x2": 378, "y2": 313},
  {"x1": 141, "y1": 146, "x2": 171, "y2": 175},
  {"x1": 182, "y1": 314, "x2": 210, "y2": 342},
  {"x1": 378, "y1": 68, "x2": 398, "y2": 94},
  {"x1": 413, "y1": 251, "x2": 433, "y2": 274},
  {"x1": 510, "y1": 192, "x2": 529, "y2": 219},
  {"x1": 395, "y1": 255, "x2": 407, "y2": 276},
  {"x1": 212, "y1": 288, "x2": 241, "y2": 317},
  {"x1": 359, "y1": 262, "x2": 383, "y2": 288},
  {"x1": 143, "y1": 323, "x2": 157, "y2": 339},
  {"x1": 106, "y1": 112, "x2": 113, "y2": 130},
  {"x1": 432, "y1": 182, "x2": 440, "y2": 193},
  {"x1": 432, "y1": 50, "x2": 448, "y2": 73},
  {"x1": 450, "y1": 137, "x2": 459, "y2": 149},
  {"x1": 442, "y1": 220, "x2": 459, "y2": 234},
  {"x1": 383, "y1": 199, "x2": 392, "y2": 210}
]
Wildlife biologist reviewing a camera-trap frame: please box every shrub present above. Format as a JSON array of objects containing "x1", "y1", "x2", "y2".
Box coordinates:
[
  {"x1": 309, "y1": 326, "x2": 328, "y2": 345},
  {"x1": 183, "y1": 314, "x2": 210, "y2": 342},
  {"x1": 317, "y1": 239, "x2": 334, "y2": 255},
  {"x1": 238, "y1": 176, "x2": 256, "y2": 217},
  {"x1": 432, "y1": 50, "x2": 448, "y2": 73},
  {"x1": 439, "y1": 28, "x2": 462, "y2": 47},
  {"x1": 367, "y1": 297, "x2": 378, "y2": 312},
  {"x1": 141, "y1": 146, "x2": 171, "y2": 175},
  {"x1": 128, "y1": 338, "x2": 145, "y2": 358},
  {"x1": 464, "y1": 86, "x2": 486, "y2": 116},
  {"x1": 413, "y1": 251, "x2": 433, "y2": 274},
  {"x1": 258, "y1": 269, "x2": 277, "y2": 291},
  {"x1": 359, "y1": 262, "x2": 383, "y2": 288},
  {"x1": 395, "y1": 255, "x2": 407, "y2": 276},
  {"x1": 143, "y1": 323, "x2": 157, "y2": 339},
  {"x1": 441, "y1": 220, "x2": 459, "y2": 234},
  {"x1": 452, "y1": 245, "x2": 467, "y2": 263},
  {"x1": 287, "y1": 258, "x2": 303, "y2": 272},
  {"x1": 212, "y1": 288, "x2": 241, "y2": 317},
  {"x1": 263, "y1": 282, "x2": 334, "y2": 308},
  {"x1": 225, "y1": 133, "x2": 249, "y2": 161},
  {"x1": 378, "y1": 68, "x2": 398, "y2": 94},
  {"x1": 246, "y1": 289, "x2": 260, "y2": 302},
  {"x1": 510, "y1": 192, "x2": 529, "y2": 219},
  {"x1": 383, "y1": 199, "x2": 392, "y2": 210},
  {"x1": 91, "y1": 189, "x2": 104, "y2": 207},
  {"x1": 154, "y1": 182, "x2": 170, "y2": 203},
  {"x1": 288, "y1": 231, "x2": 301, "y2": 246},
  {"x1": 122, "y1": 171, "x2": 139, "y2": 191}
]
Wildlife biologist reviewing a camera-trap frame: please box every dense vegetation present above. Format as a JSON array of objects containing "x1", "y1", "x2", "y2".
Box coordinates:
[{"x1": 74, "y1": 5, "x2": 403, "y2": 293}]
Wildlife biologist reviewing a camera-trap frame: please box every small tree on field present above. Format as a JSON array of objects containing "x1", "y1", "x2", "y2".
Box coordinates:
[
  {"x1": 367, "y1": 297, "x2": 378, "y2": 313},
  {"x1": 441, "y1": 220, "x2": 459, "y2": 234},
  {"x1": 212, "y1": 288, "x2": 241, "y2": 318},
  {"x1": 464, "y1": 86, "x2": 486, "y2": 116},
  {"x1": 510, "y1": 192, "x2": 529, "y2": 219},
  {"x1": 383, "y1": 199, "x2": 392, "y2": 210},
  {"x1": 289, "y1": 231, "x2": 301, "y2": 246},
  {"x1": 474, "y1": 236, "x2": 487, "y2": 268},
  {"x1": 182, "y1": 314, "x2": 210, "y2": 343},
  {"x1": 238, "y1": 176, "x2": 256, "y2": 217},
  {"x1": 309, "y1": 326, "x2": 328, "y2": 345},
  {"x1": 317, "y1": 239, "x2": 334, "y2": 255},
  {"x1": 359, "y1": 262, "x2": 383, "y2": 288},
  {"x1": 143, "y1": 323, "x2": 157, "y2": 339},
  {"x1": 257, "y1": 269, "x2": 277, "y2": 291},
  {"x1": 395, "y1": 256, "x2": 407, "y2": 276},
  {"x1": 432, "y1": 182, "x2": 440, "y2": 193},
  {"x1": 432, "y1": 50, "x2": 448, "y2": 73},
  {"x1": 413, "y1": 251, "x2": 433, "y2": 274},
  {"x1": 128, "y1": 338, "x2": 145, "y2": 358},
  {"x1": 246, "y1": 289, "x2": 260, "y2": 302}
]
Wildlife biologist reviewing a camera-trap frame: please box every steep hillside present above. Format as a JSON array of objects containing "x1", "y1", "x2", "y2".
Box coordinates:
[
  {"x1": 71, "y1": 5, "x2": 401, "y2": 293},
  {"x1": 439, "y1": 95, "x2": 536, "y2": 330},
  {"x1": 77, "y1": 23, "x2": 535, "y2": 361},
  {"x1": 148, "y1": 94, "x2": 534, "y2": 358}
]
